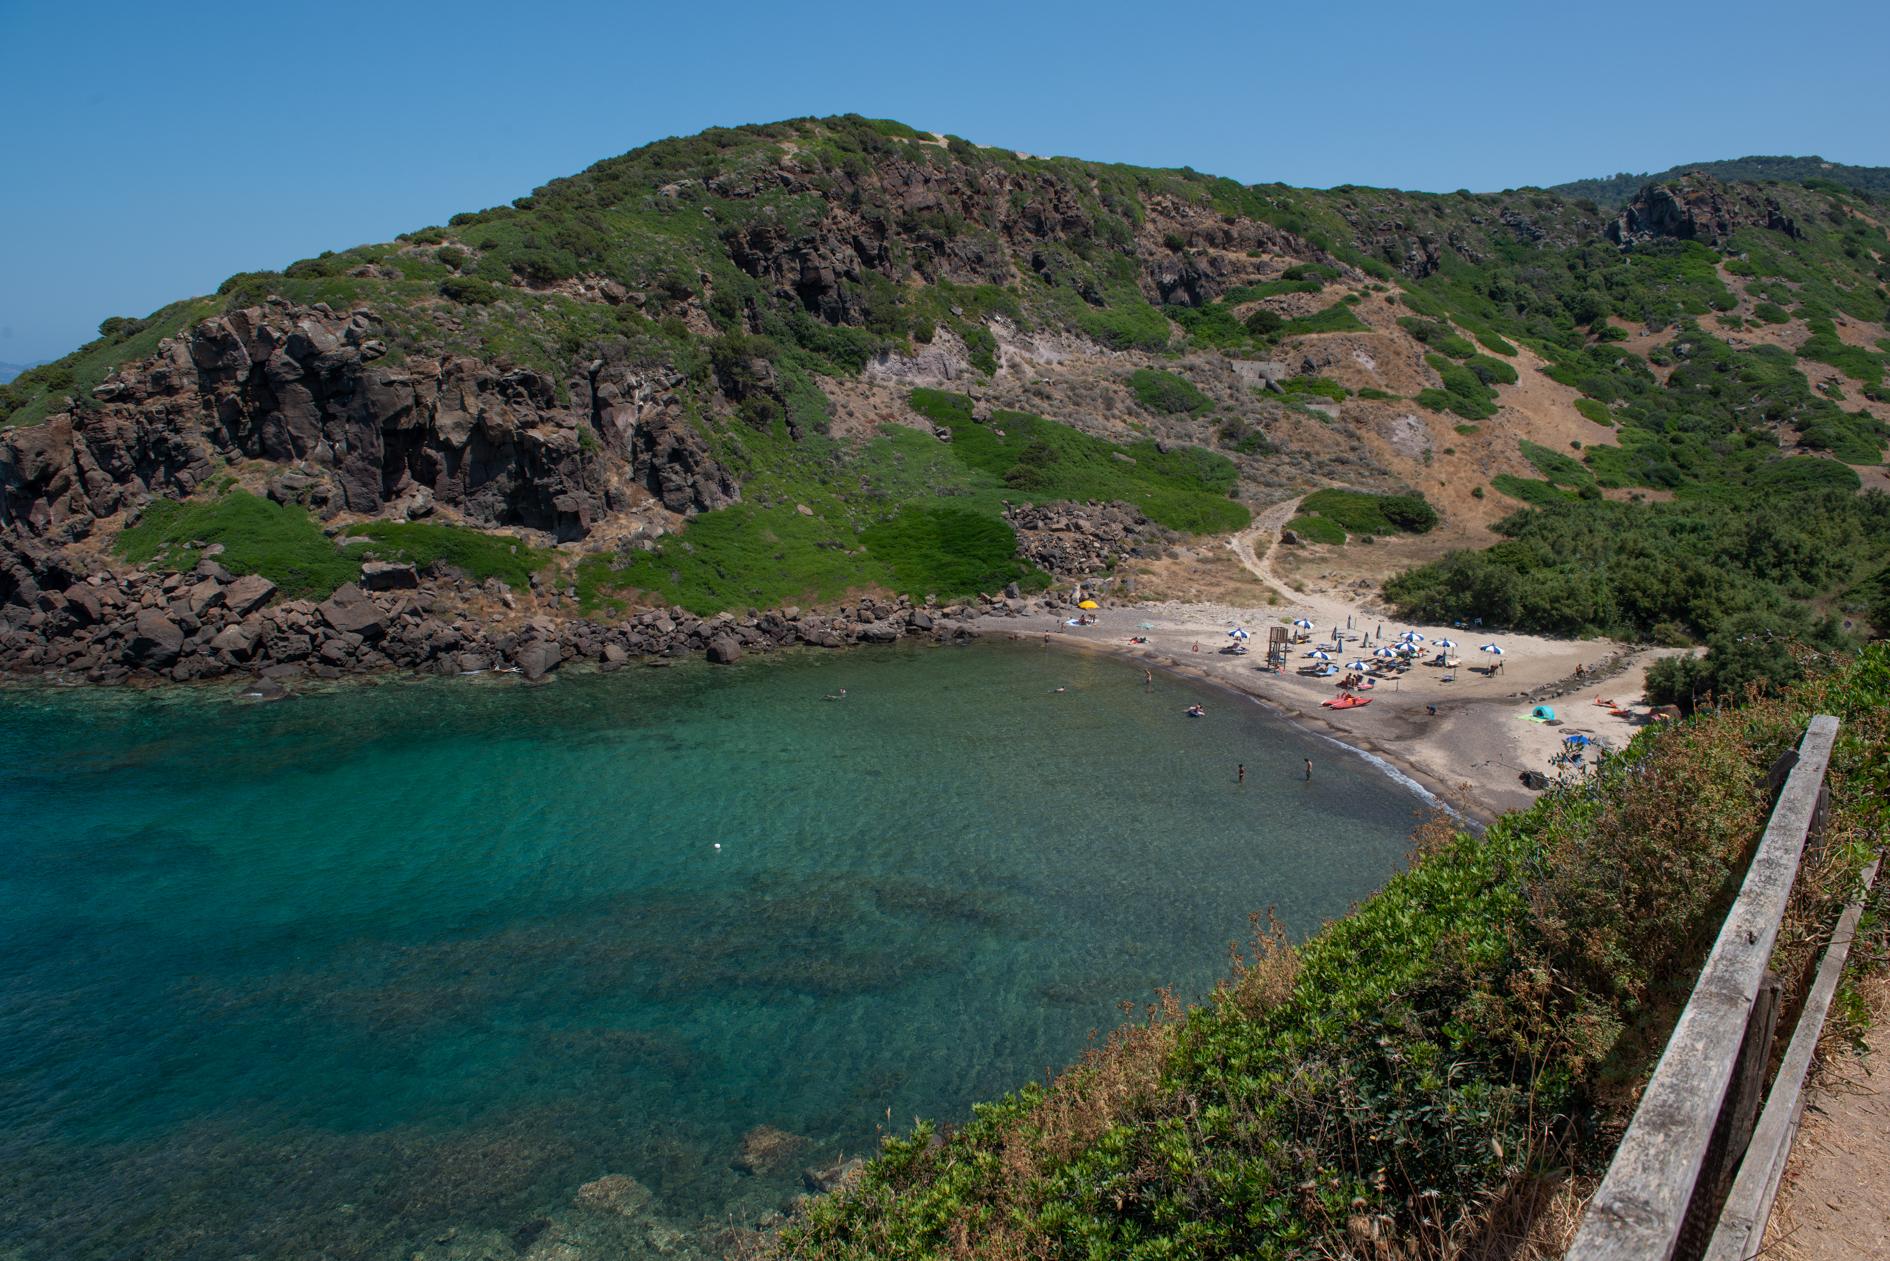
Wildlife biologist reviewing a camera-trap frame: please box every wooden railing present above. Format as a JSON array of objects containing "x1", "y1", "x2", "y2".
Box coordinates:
[{"x1": 1565, "y1": 714, "x2": 1882, "y2": 1261}]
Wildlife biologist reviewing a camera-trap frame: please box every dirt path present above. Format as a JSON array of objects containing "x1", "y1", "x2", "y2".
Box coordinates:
[
  {"x1": 1227, "y1": 495, "x2": 1305, "y2": 604},
  {"x1": 1763, "y1": 973, "x2": 1890, "y2": 1258}
]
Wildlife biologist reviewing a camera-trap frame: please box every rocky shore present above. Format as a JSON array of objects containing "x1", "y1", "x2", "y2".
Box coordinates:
[{"x1": 0, "y1": 538, "x2": 1090, "y2": 687}]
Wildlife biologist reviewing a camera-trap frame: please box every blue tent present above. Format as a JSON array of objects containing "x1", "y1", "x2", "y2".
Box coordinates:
[{"x1": 1531, "y1": 705, "x2": 1557, "y2": 720}]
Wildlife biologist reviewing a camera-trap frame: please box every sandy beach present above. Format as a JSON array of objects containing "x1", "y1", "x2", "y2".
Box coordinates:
[{"x1": 973, "y1": 595, "x2": 1683, "y2": 825}]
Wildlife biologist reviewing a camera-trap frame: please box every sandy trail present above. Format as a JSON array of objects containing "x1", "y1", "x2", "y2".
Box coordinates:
[{"x1": 985, "y1": 503, "x2": 1684, "y2": 822}]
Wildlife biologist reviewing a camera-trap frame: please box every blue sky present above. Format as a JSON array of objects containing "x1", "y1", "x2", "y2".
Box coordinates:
[{"x1": 4, "y1": 0, "x2": 1886, "y2": 364}]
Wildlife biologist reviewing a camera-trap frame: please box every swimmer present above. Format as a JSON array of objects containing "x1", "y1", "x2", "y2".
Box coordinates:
[{"x1": 823, "y1": 688, "x2": 847, "y2": 701}]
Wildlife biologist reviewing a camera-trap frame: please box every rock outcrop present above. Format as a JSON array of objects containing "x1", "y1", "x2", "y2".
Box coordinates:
[
  {"x1": 1605, "y1": 175, "x2": 1803, "y2": 247},
  {"x1": 0, "y1": 302, "x2": 737, "y2": 546}
]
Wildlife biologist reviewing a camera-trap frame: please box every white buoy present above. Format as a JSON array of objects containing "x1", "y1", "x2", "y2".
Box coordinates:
[{"x1": 713, "y1": 843, "x2": 722, "y2": 850}]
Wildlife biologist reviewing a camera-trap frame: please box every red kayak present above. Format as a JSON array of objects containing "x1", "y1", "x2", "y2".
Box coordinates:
[{"x1": 1322, "y1": 694, "x2": 1373, "y2": 709}]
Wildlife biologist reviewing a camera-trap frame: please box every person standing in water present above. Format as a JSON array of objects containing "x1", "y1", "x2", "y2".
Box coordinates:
[
  {"x1": 1237, "y1": 763, "x2": 1245, "y2": 784},
  {"x1": 1303, "y1": 757, "x2": 1313, "y2": 781},
  {"x1": 1145, "y1": 668, "x2": 1153, "y2": 687}
]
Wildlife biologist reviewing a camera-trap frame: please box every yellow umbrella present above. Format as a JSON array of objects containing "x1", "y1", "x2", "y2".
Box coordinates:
[{"x1": 1077, "y1": 600, "x2": 1099, "y2": 610}]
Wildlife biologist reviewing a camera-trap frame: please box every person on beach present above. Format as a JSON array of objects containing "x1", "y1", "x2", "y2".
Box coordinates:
[
  {"x1": 1304, "y1": 757, "x2": 1313, "y2": 781},
  {"x1": 1237, "y1": 763, "x2": 1245, "y2": 784}
]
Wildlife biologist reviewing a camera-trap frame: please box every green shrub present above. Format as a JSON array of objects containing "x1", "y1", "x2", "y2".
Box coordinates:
[
  {"x1": 1242, "y1": 308, "x2": 1283, "y2": 336},
  {"x1": 1574, "y1": 398, "x2": 1613, "y2": 425},
  {"x1": 340, "y1": 521, "x2": 552, "y2": 589},
  {"x1": 1127, "y1": 368, "x2": 1212, "y2": 415},
  {"x1": 1753, "y1": 301, "x2": 1791, "y2": 324},
  {"x1": 1285, "y1": 512, "x2": 1346, "y2": 543},
  {"x1": 1279, "y1": 376, "x2": 1348, "y2": 402},
  {"x1": 1279, "y1": 303, "x2": 1368, "y2": 335},
  {"x1": 115, "y1": 492, "x2": 358, "y2": 599},
  {"x1": 1299, "y1": 488, "x2": 1436, "y2": 535}
]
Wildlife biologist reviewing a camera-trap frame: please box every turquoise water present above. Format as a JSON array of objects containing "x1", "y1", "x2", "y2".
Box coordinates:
[{"x1": 0, "y1": 641, "x2": 1425, "y2": 1259}]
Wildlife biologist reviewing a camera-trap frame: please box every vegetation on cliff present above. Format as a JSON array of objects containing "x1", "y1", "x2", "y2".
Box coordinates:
[{"x1": 776, "y1": 646, "x2": 1890, "y2": 1258}]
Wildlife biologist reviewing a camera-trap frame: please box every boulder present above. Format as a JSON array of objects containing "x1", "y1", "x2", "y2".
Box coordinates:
[
  {"x1": 125, "y1": 608, "x2": 184, "y2": 667},
  {"x1": 802, "y1": 1156, "x2": 866, "y2": 1195},
  {"x1": 732, "y1": 1125, "x2": 809, "y2": 1175},
  {"x1": 514, "y1": 639, "x2": 563, "y2": 680},
  {"x1": 317, "y1": 584, "x2": 385, "y2": 638},
  {"x1": 706, "y1": 634, "x2": 743, "y2": 664},
  {"x1": 360, "y1": 560, "x2": 419, "y2": 591},
  {"x1": 574, "y1": 1173, "x2": 653, "y2": 1219},
  {"x1": 224, "y1": 574, "x2": 277, "y2": 616},
  {"x1": 210, "y1": 622, "x2": 260, "y2": 658}
]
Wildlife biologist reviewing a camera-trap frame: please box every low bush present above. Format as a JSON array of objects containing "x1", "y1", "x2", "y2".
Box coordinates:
[
  {"x1": 1299, "y1": 488, "x2": 1437, "y2": 535},
  {"x1": 1279, "y1": 303, "x2": 1368, "y2": 335},
  {"x1": 115, "y1": 491, "x2": 359, "y2": 599},
  {"x1": 1284, "y1": 512, "x2": 1346, "y2": 543},
  {"x1": 1127, "y1": 368, "x2": 1212, "y2": 415}
]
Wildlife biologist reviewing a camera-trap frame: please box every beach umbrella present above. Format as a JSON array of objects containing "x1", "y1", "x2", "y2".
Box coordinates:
[
  {"x1": 1077, "y1": 600, "x2": 1099, "y2": 610},
  {"x1": 1398, "y1": 631, "x2": 1426, "y2": 644},
  {"x1": 1373, "y1": 646, "x2": 1398, "y2": 659},
  {"x1": 1434, "y1": 637, "x2": 1458, "y2": 648},
  {"x1": 1228, "y1": 627, "x2": 1250, "y2": 639},
  {"x1": 1291, "y1": 618, "x2": 1314, "y2": 629},
  {"x1": 1308, "y1": 650, "x2": 1332, "y2": 660},
  {"x1": 1346, "y1": 659, "x2": 1370, "y2": 670},
  {"x1": 1480, "y1": 643, "x2": 1505, "y2": 654}
]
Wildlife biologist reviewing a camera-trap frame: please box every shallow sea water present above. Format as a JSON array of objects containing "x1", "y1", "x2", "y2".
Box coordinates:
[{"x1": 0, "y1": 640, "x2": 1427, "y2": 1258}]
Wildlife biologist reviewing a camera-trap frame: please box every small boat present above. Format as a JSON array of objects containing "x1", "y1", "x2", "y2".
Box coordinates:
[{"x1": 1322, "y1": 694, "x2": 1372, "y2": 709}]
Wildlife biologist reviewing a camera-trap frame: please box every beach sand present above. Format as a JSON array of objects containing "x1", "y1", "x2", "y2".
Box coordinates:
[{"x1": 973, "y1": 599, "x2": 1685, "y2": 824}]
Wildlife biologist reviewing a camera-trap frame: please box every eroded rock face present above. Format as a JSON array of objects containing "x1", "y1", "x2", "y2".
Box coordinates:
[
  {"x1": 0, "y1": 303, "x2": 738, "y2": 545},
  {"x1": 1606, "y1": 175, "x2": 1803, "y2": 247}
]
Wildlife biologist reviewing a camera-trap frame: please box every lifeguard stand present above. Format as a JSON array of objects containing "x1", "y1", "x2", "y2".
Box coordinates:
[{"x1": 1266, "y1": 625, "x2": 1289, "y2": 670}]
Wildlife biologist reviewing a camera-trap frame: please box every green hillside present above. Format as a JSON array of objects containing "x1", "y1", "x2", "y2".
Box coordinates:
[
  {"x1": 4, "y1": 115, "x2": 1888, "y2": 636},
  {"x1": 1552, "y1": 154, "x2": 1890, "y2": 208}
]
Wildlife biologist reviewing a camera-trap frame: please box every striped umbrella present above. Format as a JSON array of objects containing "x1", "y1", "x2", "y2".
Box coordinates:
[
  {"x1": 1346, "y1": 659, "x2": 1370, "y2": 670},
  {"x1": 1372, "y1": 646, "x2": 1399, "y2": 659},
  {"x1": 1228, "y1": 627, "x2": 1251, "y2": 640},
  {"x1": 1480, "y1": 643, "x2": 1505, "y2": 655},
  {"x1": 1399, "y1": 630, "x2": 1426, "y2": 643},
  {"x1": 1308, "y1": 650, "x2": 1333, "y2": 660},
  {"x1": 1291, "y1": 618, "x2": 1315, "y2": 629}
]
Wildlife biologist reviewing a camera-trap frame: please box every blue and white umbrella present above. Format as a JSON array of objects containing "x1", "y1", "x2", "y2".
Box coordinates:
[
  {"x1": 1373, "y1": 646, "x2": 1399, "y2": 659},
  {"x1": 1480, "y1": 643, "x2": 1505, "y2": 655},
  {"x1": 1346, "y1": 659, "x2": 1370, "y2": 670},
  {"x1": 1228, "y1": 627, "x2": 1251, "y2": 640},
  {"x1": 1291, "y1": 617, "x2": 1314, "y2": 629},
  {"x1": 1308, "y1": 650, "x2": 1333, "y2": 660},
  {"x1": 1399, "y1": 630, "x2": 1426, "y2": 643},
  {"x1": 1434, "y1": 637, "x2": 1458, "y2": 649},
  {"x1": 1396, "y1": 643, "x2": 1420, "y2": 656}
]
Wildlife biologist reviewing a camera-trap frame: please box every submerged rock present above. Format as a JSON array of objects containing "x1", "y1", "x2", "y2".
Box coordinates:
[
  {"x1": 731, "y1": 1124, "x2": 808, "y2": 1175},
  {"x1": 574, "y1": 1173, "x2": 653, "y2": 1219}
]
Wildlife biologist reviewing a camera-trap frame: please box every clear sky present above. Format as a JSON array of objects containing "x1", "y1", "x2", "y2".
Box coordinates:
[{"x1": 4, "y1": 0, "x2": 1887, "y2": 365}]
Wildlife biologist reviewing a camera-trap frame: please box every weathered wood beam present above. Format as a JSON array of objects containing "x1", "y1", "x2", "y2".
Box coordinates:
[{"x1": 1565, "y1": 714, "x2": 1840, "y2": 1261}]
